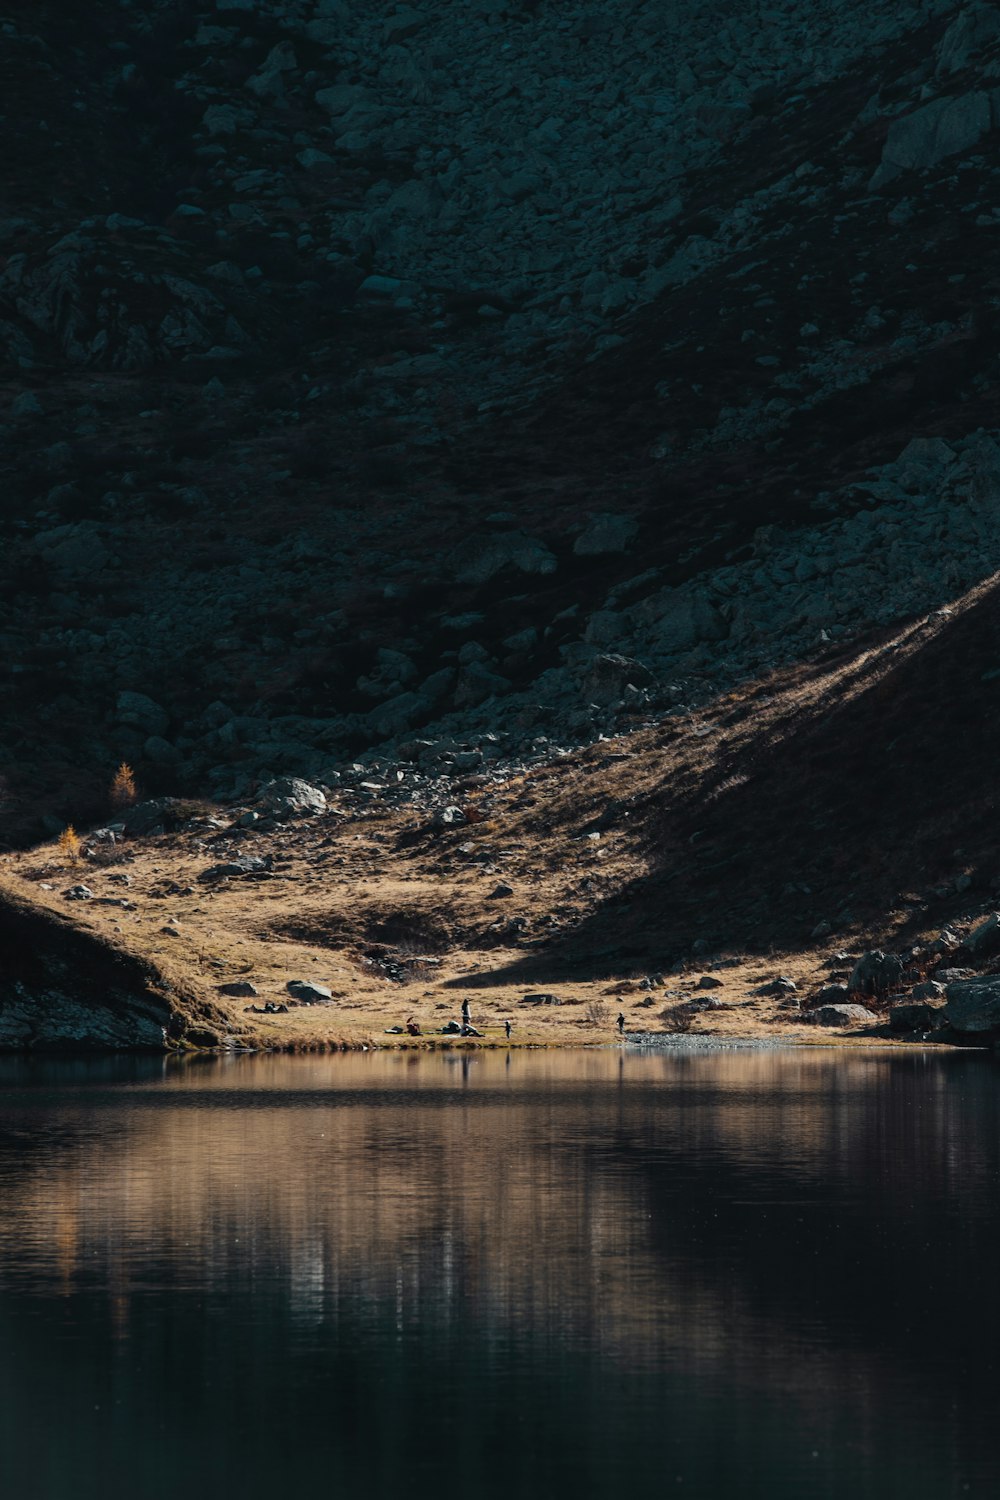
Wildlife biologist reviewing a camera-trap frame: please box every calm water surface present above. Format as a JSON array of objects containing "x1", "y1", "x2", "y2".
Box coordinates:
[{"x1": 0, "y1": 1047, "x2": 996, "y2": 1499}]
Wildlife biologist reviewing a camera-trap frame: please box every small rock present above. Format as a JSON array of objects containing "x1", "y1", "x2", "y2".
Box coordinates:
[
  {"x1": 521, "y1": 992, "x2": 560, "y2": 1005},
  {"x1": 432, "y1": 806, "x2": 467, "y2": 830},
  {"x1": 217, "y1": 981, "x2": 259, "y2": 998},
  {"x1": 63, "y1": 885, "x2": 93, "y2": 901},
  {"x1": 696, "y1": 974, "x2": 723, "y2": 989},
  {"x1": 488, "y1": 882, "x2": 514, "y2": 899}
]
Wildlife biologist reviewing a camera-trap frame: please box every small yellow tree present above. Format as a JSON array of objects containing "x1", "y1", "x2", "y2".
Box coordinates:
[
  {"x1": 58, "y1": 825, "x2": 82, "y2": 864},
  {"x1": 110, "y1": 762, "x2": 137, "y2": 809}
]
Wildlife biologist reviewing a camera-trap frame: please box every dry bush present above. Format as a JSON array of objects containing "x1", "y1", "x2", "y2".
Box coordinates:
[
  {"x1": 110, "y1": 762, "x2": 137, "y2": 809},
  {"x1": 585, "y1": 998, "x2": 609, "y2": 1026}
]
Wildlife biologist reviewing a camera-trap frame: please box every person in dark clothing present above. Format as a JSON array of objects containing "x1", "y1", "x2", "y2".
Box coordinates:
[
  {"x1": 461, "y1": 998, "x2": 471, "y2": 1025},
  {"x1": 504, "y1": 1019, "x2": 512, "y2": 1039},
  {"x1": 617, "y1": 1012, "x2": 626, "y2": 1036}
]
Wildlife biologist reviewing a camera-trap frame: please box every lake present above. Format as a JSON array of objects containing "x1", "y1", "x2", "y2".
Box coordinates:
[{"x1": 0, "y1": 1047, "x2": 995, "y2": 1499}]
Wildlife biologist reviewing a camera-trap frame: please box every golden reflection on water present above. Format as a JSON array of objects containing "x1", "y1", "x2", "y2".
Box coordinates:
[{"x1": 0, "y1": 1047, "x2": 987, "y2": 1404}]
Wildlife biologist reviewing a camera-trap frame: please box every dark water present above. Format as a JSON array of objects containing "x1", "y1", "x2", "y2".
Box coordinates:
[{"x1": 0, "y1": 1048, "x2": 996, "y2": 1500}]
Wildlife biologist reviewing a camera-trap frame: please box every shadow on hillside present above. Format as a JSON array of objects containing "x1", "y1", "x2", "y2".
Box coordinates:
[{"x1": 445, "y1": 575, "x2": 1000, "y2": 985}]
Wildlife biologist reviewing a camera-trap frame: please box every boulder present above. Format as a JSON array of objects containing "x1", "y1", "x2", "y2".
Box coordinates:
[
  {"x1": 848, "y1": 950, "x2": 903, "y2": 1000},
  {"x1": 257, "y1": 777, "x2": 327, "y2": 817},
  {"x1": 287, "y1": 980, "x2": 333, "y2": 1005},
  {"x1": 815, "y1": 982, "x2": 849, "y2": 1004},
  {"x1": 116, "y1": 691, "x2": 169, "y2": 738},
  {"x1": 453, "y1": 662, "x2": 511, "y2": 708},
  {"x1": 123, "y1": 798, "x2": 184, "y2": 836},
  {"x1": 573, "y1": 513, "x2": 639, "y2": 556},
  {"x1": 584, "y1": 653, "x2": 656, "y2": 706},
  {"x1": 936, "y1": 5, "x2": 1000, "y2": 75},
  {"x1": 871, "y1": 92, "x2": 994, "y2": 189},
  {"x1": 889, "y1": 1000, "x2": 947, "y2": 1033},
  {"x1": 448, "y1": 531, "x2": 557, "y2": 585},
  {"x1": 758, "y1": 977, "x2": 797, "y2": 996},
  {"x1": 810, "y1": 1003, "x2": 878, "y2": 1027},
  {"x1": 630, "y1": 586, "x2": 728, "y2": 654},
  {"x1": 367, "y1": 692, "x2": 429, "y2": 739},
  {"x1": 962, "y1": 913, "x2": 1000, "y2": 960},
  {"x1": 38, "y1": 523, "x2": 110, "y2": 578},
  {"x1": 945, "y1": 978, "x2": 1000, "y2": 1032},
  {"x1": 198, "y1": 855, "x2": 273, "y2": 883}
]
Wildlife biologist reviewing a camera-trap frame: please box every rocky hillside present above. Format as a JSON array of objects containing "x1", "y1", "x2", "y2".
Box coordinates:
[{"x1": 3, "y1": 0, "x2": 1000, "y2": 854}]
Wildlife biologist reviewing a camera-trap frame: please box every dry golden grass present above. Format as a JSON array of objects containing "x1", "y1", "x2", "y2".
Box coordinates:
[{"x1": 6, "y1": 586, "x2": 997, "y2": 1051}]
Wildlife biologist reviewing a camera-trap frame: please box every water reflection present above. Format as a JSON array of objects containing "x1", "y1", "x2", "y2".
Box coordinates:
[{"x1": 0, "y1": 1049, "x2": 994, "y2": 1499}]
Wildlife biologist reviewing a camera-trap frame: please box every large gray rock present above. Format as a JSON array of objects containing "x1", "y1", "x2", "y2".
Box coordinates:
[
  {"x1": 366, "y1": 691, "x2": 429, "y2": 738},
  {"x1": 116, "y1": 691, "x2": 170, "y2": 737},
  {"x1": 889, "y1": 999, "x2": 947, "y2": 1033},
  {"x1": 945, "y1": 978, "x2": 1000, "y2": 1032},
  {"x1": 810, "y1": 1003, "x2": 878, "y2": 1027},
  {"x1": 448, "y1": 531, "x2": 557, "y2": 585},
  {"x1": 573, "y1": 513, "x2": 639, "y2": 556},
  {"x1": 453, "y1": 662, "x2": 511, "y2": 708},
  {"x1": 631, "y1": 586, "x2": 728, "y2": 654},
  {"x1": 871, "y1": 92, "x2": 994, "y2": 189},
  {"x1": 962, "y1": 913, "x2": 1000, "y2": 960},
  {"x1": 848, "y1": 950, "x2": 903, "y2": 1000},
  {"x1": 37, "y1": 522, "x2": 110, "y2": 577},
  {"x1": 936, "y1": 5, "x2": 1000, "y2": 75},
  {"x1": 198, "y1": 855, "x2": 273, "y2": 883},
  {"x1": 257, "y1": 777, "x2": 327, "y2": 817},
  {"x1": 584, "y1": 653, "x2": 656, "y2": 706},
  {"x1": 287, "y1": 979, "x2": 333, "y2": 1005}
]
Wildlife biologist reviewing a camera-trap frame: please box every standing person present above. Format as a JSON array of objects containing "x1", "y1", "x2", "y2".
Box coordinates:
[
  {"x1": 504, "y1": 1019, "x2": 512, "y2": 1040},
  {"x1": 616, "y1": 1012, "x2": 626, "y2": 1037},
  {"x1": 461, "y1": 997, "x2": 471, "y2": 1026}
]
